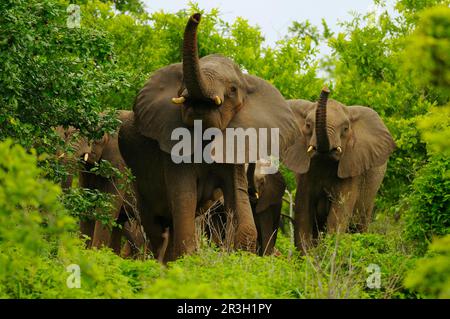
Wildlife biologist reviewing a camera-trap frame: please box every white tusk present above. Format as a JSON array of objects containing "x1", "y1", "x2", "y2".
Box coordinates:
[
  {"x1": 307, "y1": 145, "x2": 314, "y2": 153},
  {"x1": 336, "y1": 146, "x2": 342, "y2": 153},
  {"x1": 214, "y1": 95, "x2": 222, "y2": 106},
  {"x1": 171, "y1": 96, "x2": 186, "y2": 104},
  {"x1": 84, "y1": 153, "x2": 89, "y2": 161},
  {"x1": 255, "y1": 192, "x2": 259, "y2": 199}
]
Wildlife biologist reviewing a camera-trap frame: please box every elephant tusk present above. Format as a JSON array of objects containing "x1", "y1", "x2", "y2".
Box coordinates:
[
  {"x1": 213, "y1": 95, "x2": 222, "y2": 106},
  {"x1": 171, "y1": 96, "x2": 186, "y2": 104},
  {"x1": 58, "y1": 152, "x2": 65, "y2": 159},
  {"x1": 336, "y1": 146, "x2": 342, "y2": 153},
  {"x1": 307, "y1": 145, "x2": 314, "y2": 153},
  {"x1": 255, "y1": 192, "x2": 259, "y2": 199},
  {"x1": 84, "y1": 153, "x2": 89, "y2": 162}
]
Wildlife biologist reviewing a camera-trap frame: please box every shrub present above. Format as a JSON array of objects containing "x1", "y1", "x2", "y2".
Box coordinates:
[
  {"x1": 403, "y1": 155, "x2": 450, "y2": 250},
  {"x1": 404, "y1": 234, "x2": 450, "y2": 298},
  {"x1": 0, "y1": 139, "x2": 163, "y2": 298}
]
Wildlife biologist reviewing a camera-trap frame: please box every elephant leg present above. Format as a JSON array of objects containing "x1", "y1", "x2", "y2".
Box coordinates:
[
  {"x1": 326, "y1": 179, "x2": 358, "y2": 234},
  {"x1": 353, "y1": 165, "x2": 387, "y2": 232},
  {"x1": 222, "y1": 164, "x2": 257, "y2": 253},
  {"x1": 109, "y1": 206, "x2": 130, "y2": 255},
  {"x1": 91, "y1": 221, "x2": 112, "y2": 249},
  {"x1": 164, "y1": 163, "x2": 197, "y2": 260},
  {"x1": 255, "y1": 204, "x2": 280, "y2": 256},
  {"x1": 61, "y1": 173, "x2": 73, "y2": 191},
  {"x1": 92, "y1": 183, "x2": 124, "y2": 249},
  {"x1": 79, "y1": 219, "x2": 95, "y2": 248},
  {"x1": 121, "y1": 241, "x2": 133, "y2": 258},
  {"x1": 294, "y1": 189, "x2": 314, "y2": 254},
  {"x1": 122, "y1": 219, "x2": 148, "y2": 258}
]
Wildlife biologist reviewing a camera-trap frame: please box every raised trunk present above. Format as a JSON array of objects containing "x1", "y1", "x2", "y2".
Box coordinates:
[
  {"x1": 182, "y1": 13, "x2": 209, "y2": 100},
  {"x1": 315, "y1": 87, "x2": 330, "y2": 153}
]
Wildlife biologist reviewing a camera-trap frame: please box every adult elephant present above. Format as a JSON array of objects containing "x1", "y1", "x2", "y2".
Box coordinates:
[
  {"x1": 284, "y1": 88, "x2": 396, "y2": 252},
  {"x1": 56, "y1": 111, "x2": 146, "y2": 256},
  {"x1": 118, "y1": 13, "x2": 299, "y2": 262}
]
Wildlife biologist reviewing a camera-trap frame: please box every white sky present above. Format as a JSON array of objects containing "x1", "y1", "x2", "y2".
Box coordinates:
[{"x1": 141, "y1": 0, "x2": 396, "y2": 46}]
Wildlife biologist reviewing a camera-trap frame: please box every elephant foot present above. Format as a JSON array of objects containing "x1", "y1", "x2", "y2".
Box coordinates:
[{"x1": 234, "y1": 224, "x2": 257, "y2": 253}]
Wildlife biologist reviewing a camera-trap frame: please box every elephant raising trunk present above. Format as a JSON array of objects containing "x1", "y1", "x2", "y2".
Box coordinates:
[
  {"x1": 181, "y1": 13, "x2": 222, "y2": 105},
  {"x1": 315, "y1": 87, "x2": 330, "y2": 153},
  {"x1": 182, "y1": 13, "x2": 209, "y2": 101}
]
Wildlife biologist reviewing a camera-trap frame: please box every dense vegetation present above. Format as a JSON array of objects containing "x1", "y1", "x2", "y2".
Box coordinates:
[{"x1": 0, "y1": 0, "x2": 449, "y2": 298}]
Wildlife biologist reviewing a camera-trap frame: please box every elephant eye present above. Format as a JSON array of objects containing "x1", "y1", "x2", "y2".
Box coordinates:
[
  {"x1": 343, "y1": 127, "x2": 349, "y2": 133},
  {"x1": 230, "y1": 86, "x2": 237, "y2": 93},
  {"x1": 305, "y1": 123, "x2": 311, "y2": 130}
]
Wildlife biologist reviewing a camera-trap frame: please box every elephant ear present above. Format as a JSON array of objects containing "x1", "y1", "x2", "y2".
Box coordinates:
[
  {"x1": 133, "y1": 63, "x2": 187, "y2": 154},
  {"x1": 255, "y1": 172, "x2": 286, "y2": 213},
  {"x1": 282, "y1": 99, "x2": 316, "y2": 174},
  {"x1": 338, "y1": 106, "x2": 396, "y2": 178},
  {"x1": 220, "y1": 75, "x2": 302, "y2": 165}
]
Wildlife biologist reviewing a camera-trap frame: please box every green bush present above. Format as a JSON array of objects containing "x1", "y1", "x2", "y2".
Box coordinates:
[
  {"x1": 404, "y1": 234, "x2": 450, "y2": 298},
  {"x1": 403, "y1": 155, "x2": 450, "y2": 250},
  {"x1": 0, "y1": 139, "x2": 163, "y2": 298}
]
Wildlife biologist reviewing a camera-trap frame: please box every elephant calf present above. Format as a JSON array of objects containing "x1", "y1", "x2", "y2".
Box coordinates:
[
  {"x1": 285, "y1": 88, "x2": 396, "y2": 252},
  {"x1": 203, "y1": 161, "x2": 286, "y2": 256},
  {"x1": 247, "y1": 162, "x2": 286, "y2": 256}
]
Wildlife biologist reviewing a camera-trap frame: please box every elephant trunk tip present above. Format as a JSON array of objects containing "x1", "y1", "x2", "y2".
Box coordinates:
[
  {"x1": 319, "y1": 86, "x2": 330, "y2": 102},
  {"x1": 191, "y1": 13, "x2": 201, "y2": 24}
]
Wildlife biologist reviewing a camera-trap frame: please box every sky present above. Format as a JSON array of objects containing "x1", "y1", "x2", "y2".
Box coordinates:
[{"x1": 141, "y1": 0, "x2": 396, "y2": 46}]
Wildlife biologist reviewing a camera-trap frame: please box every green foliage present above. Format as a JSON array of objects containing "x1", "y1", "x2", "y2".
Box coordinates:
[
  {"x1": 404, "y1": 6, "x2": 450, "y2": 102},
  {"x1": 293, "y1": 233, "x2": 416, "y2": 299},
  {"x1": 62, "y1": 188, "x2": 115, "y2": 226},
  {"x1": 0, "y1": 139, "x2": 163, "y2": 298},
  {"x1": 0, "y1": 0, "x2": 121, "y2": 140},
  {"x1": 404, "y1": 234, "x2": 450, "y2": 298},
  {"x1": 0, "y1": 139, "x2": 74, "y2": 254},
  {"x1": 417, "y1": 105, "x2": 450, "y2": 156},
  {"x1": 403, "y1": 155, "x2": 450, "y2": 249}
]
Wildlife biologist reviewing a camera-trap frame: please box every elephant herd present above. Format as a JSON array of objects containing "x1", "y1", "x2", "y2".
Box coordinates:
[{"x1": 56, "y1": 14, "x2": 396, "y2": 263}]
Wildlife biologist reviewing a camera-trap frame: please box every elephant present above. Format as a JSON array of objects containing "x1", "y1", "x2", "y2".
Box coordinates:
[
  {"x1": 247, "y1": 161, "x2": 286, "y2": 256},
  {"x1": 118, "y1": 13, "x2": 300, "y2": 262},
  {"x1": 284, "y1": 88, "x2": 396, "y2": 252},
  {"x1": 201, "y1": 161, "x2": 286, "y2": 256},
  {"x1": 55, "y1": 111, "x2": 146, "y2": 257}
]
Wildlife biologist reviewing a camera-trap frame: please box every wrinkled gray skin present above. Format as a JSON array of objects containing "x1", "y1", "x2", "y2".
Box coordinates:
[
  {"x1": 56, "y1": 111, "x2": 146, "y2": 256},
  {"x1": 284, "y1": 91, "x2": 396, "y2": 253},
  {"x1": 118, "y1": 14, "x2": 299, "y2": 262}
]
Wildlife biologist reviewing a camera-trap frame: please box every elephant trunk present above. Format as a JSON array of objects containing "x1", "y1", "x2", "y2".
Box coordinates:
[
  {"x1": 315, "y1": 87, "x2": 330, "y2": 153},
  {"x1": 182, "y1": 13, "x2": 209, "y2": 101}
]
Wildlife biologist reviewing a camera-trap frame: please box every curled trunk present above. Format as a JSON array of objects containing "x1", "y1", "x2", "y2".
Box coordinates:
[
  {"x1": 182, "y1": 13, "x2": 209, "y2": 100},
  {"x1": 315, "y1": 87, "x2": 330, "y2": 153}
]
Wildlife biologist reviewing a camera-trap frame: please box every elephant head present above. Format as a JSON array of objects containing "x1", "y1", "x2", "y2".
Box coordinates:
[
  {"x1": 133, "y1": 13, "x2": 299, "y2": 164},
  {"x1": 56, "y1": 126, "x2": 110, "y2": 165},
  {"x1": 82, "y1": 134, "x2": 110, "y2": 165},
  {"x1": 285, "y1": 88, "x2": 396, "y2": 178}
]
